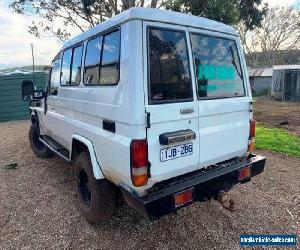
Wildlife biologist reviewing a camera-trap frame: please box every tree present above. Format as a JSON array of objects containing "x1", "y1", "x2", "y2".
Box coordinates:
[
  {"x1": 238, "y1": 6, "x2": 300, "y2": 67},
  {"x1": 10, "y1": 0, "x2": 266, "y2": 41},
  {"x1": 236, "y1": 22, "x2": 260, "y2": 67},
  {"x1": 165, "y1": 0, "x2": 267, "y2": 30},
  {"x1": 10, "y1": 0, "x2": 162, "y2": 40}
]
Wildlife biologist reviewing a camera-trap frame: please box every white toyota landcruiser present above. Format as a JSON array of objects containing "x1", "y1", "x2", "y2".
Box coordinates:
[{"x1": 21, "y1": 8, "x2": 266, "y2": 223}]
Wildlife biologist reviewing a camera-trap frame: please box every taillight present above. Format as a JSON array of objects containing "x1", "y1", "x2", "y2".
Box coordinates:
[
  {"x1": 238, "y1": 166, "x2": 251, "y2": 181},
  {"x1": 250, "y1": 120, "x2": 256, "y2": 138},
  {"x1": 248, "y1": 120, "x2": 256, "y2": 152},
  {"x1": 130, "y1": 139, "x2": 149, "y2": 187}
]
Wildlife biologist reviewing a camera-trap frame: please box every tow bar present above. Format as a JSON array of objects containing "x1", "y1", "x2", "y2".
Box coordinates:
[{"x1": 217, "y1": 191, "x2": 235, "y2": 212}]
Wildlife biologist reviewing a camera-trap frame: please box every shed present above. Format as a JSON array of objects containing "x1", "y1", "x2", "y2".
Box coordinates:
[
  {"x1": 248, "y1": 68, "x2": 273, "y2": 95},
  {"x1": 272, "y1": 65, "x2": 300, "y2": 102},
  {"x1": 0, "y1": 71, "x2": 48, "y2": 122}
]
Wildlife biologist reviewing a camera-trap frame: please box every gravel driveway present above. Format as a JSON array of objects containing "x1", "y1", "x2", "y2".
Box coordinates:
[{"x1": 0, "y1": 120, "x2": 299, "y2": 249}]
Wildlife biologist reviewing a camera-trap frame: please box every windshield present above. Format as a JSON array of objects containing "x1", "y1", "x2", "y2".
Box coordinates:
[{"x1": 190, "y1": 34, "x2": 245, "y2": 99}]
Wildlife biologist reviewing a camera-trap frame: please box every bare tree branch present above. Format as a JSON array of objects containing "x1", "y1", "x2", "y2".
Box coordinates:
[{"x1": 238, "y1": 6, "x2": 300, "y2": 67}]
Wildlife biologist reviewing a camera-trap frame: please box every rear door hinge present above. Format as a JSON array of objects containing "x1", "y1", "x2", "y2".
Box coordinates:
[
  {"x1": 250, "y1": 101, "x2": 253, "y2": 112},
  {"x1": 146, "y1": 112, "x2": 151, "y2": 128}
]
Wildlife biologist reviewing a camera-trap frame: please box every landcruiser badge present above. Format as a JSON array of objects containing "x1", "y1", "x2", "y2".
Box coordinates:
[{"x1": 159, "y1": 130, "x2": 196, "y2": 145}]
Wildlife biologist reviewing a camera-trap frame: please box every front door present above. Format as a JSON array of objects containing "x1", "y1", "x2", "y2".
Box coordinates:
[{"x1": 39, "y1": 59, "x2": 62, "y2": 144}]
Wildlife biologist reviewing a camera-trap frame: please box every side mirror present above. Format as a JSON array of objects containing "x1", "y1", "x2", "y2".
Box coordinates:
[
  {"x1": 21, "y1": 80, "x2": 46, "y2": 102},
  {"x1": 22, "y1": 80, "x2": 34, "y2": 101}
]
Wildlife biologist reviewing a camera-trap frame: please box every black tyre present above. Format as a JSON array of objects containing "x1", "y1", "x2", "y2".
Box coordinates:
[
  {"x1": 74, "y1": 151, "x2": 117, "y2": 223},
  {"x1": 29, "y1": 123, "x2": 54, "y2": 158}
]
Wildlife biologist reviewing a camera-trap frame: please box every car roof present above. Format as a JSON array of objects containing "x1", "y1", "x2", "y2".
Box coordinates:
[{"x1": 62, "y1": 7, "x2": 238, "y2": 51}]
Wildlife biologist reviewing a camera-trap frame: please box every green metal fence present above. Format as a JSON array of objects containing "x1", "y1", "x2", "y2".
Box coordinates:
[{"x1": 0, "y1": 72, "x2": 48, "y2": 122}]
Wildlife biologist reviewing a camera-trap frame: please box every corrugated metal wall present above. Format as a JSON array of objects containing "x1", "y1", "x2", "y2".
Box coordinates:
[
  {"x1": 0, "y1": 72, "x2": 48, "y2": 122},
  {"x1": 251, "y1": 76, "x2": 272, "y2": 93}
]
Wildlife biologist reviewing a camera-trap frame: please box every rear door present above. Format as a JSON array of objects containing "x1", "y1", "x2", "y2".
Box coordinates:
[
  {"x1": 143, "y1": 22, "x2": 200, "y2": 183},
  {"x1": 189, "y1": 29, "x2": 250, "y2": 168}
]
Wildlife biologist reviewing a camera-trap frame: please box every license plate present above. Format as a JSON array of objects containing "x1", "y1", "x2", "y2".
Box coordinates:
[{"x1": 160, "y1": 143, "x2": 193, "y2": 162}]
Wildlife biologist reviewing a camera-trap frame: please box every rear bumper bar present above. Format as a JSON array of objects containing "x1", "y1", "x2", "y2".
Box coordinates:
[{"x1": 121, "y1": 154, "x2": 266, "y2": 220}]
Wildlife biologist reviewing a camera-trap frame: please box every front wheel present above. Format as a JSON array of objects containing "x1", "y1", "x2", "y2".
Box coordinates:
[
  {"x1": 74, "y1": 151, "x2": 117, "y2": 223},
  {"x1": 29, "y1": 123, "x2": 53, "y2": 158}
]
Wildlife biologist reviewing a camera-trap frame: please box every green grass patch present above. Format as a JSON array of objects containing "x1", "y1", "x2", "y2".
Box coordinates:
[
  {"x1": 256, "y1": 124, "x2": 300, "y2": 158},
  {"x1": 252, "y1": 89, "x2": 270, "y2": 97}
]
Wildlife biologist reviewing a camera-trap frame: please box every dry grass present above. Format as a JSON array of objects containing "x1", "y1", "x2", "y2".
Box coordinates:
[
  {"x1": 254, "y1": 96, "x2": 300, "y2": 137},
  {"x1": 0, "y1": 120, "x2": 299, "y2": 249}
]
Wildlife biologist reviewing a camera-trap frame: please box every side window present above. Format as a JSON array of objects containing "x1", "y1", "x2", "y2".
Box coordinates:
[
  {"x1": 100, "y1": 30, "x2": 120, "y2": 85},
  {"x1": 84, "y1": 36, "x2": 102, "y2": 85},
  {"x1": 61, "y1": 45, "x2": 83, "y2": 86},
  {"x1": 49, "y1": 60, "x2": 61, "y2": 95},
  {"x1": 148, "y1": 28, "x2": 193, "y2": 103},
  {"x1": 70, "y1": 45, "x2": 83, "y2": 85},
  {"x1": 60, "y1": 48, "x2": 72, "y2": 85}
]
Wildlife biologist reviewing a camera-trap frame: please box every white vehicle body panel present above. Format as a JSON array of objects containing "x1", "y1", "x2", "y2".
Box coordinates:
[
  {"x1": 63, "y1": 8, "x2": 237, "y2": 50},
  {"x1": 32, "y1": 8, "x2": 252, "y2": 197},
  {"x1": 38, "y1": 21, "x2": 146, "y2": 190}
]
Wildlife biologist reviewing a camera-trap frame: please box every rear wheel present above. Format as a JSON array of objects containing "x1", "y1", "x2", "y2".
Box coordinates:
[
  {"x1": 29, "y1": 123, "x2": 53, "y2": 158},
  {"x1": 74, "y1": 151, "x2": 117, "y2": 223}
]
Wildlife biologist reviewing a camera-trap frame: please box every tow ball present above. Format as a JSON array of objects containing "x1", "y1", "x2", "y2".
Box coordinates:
[{"x1": 216, "y1": 191, "x2": 235, "y2": 212}]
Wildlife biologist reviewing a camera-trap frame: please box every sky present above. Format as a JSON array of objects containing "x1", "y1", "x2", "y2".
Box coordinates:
[{"x1": 0, "y1": 0, "x2": 299, "y2": 69}]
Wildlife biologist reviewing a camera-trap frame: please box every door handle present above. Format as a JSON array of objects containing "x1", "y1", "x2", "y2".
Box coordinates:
[{"x1": 180, "y1": 108, "x2": 194, "y2": 114}]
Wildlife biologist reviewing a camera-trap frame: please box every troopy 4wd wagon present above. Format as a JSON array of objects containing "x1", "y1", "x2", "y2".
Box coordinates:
[{"x1": 22, "y1": 8, "x2": 266, "y2": 223}]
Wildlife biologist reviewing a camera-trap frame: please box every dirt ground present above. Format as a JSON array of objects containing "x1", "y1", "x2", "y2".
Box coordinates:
[
  {"x1": 0, "y1": 121, "x2": 299, "y2": 250},
  {"x1": 254, "y1": 96, "x2": 300, "y2": 137}
]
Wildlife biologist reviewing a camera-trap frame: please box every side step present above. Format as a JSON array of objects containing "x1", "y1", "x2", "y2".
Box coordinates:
[{"x1": 40, "y1": 135, "x2": 70, "y2": 161}]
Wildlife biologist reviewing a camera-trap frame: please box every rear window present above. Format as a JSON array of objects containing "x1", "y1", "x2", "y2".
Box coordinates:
[
  {"x1": 190, "y1": 34, "x2": 245, "y2": 99},
  {"x1": 148, "y1": 28, "x2": 193, "y2": 104}
]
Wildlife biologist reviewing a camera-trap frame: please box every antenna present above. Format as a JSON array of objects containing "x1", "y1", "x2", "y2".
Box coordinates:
[{"x1": 31, "y1": 43, "x2": 36, "y2": 85}]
